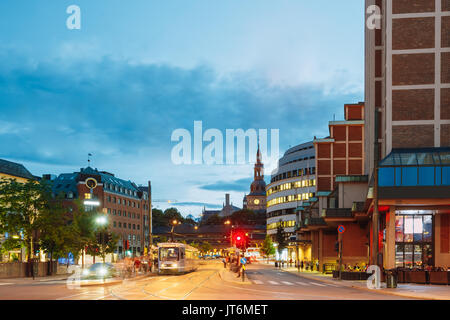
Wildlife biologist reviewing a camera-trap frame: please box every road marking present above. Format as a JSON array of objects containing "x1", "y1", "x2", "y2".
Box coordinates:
[
  {"x1": 296, "y1": 282, "x2": 308, "y2": 286},
  {"x1": 309, "y1": 282, "x2": 326, "y2": 287},
  {"x1": 325, "y1": 283, "x2": 338, "y2": 287},
  {"x1": 281, "y1": 281, "x2": 294, "y2": 286},
  {"x1": 0, "y1": 283, "x2": 13, "y2": 286},
  {"x1": 268, "y1": 281, "x2": 279, "y2": 285},
  {"x1": 252, "y1": 280, "x2": 263, "y2": 285}
]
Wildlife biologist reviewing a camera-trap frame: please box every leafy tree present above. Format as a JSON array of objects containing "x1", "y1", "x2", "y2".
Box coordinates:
[
  {"x1": 275, "y1": 224, "x2": 288, "y2": 256},
  {"x1": 202, "y1": 214, "x2": 223, "y2": 225},
  {"x1": 260, "y1": 235, "x2": 276, "y2": 261},
  {"x1": 38, "y1": 195, "x2": 76, "y2": 273},
  {"x1": 0, "y1": 178, "x2": 50, "y2": 272},
  {"x1": 199, "y1": 241, "x2": 212, "y2": 254}
]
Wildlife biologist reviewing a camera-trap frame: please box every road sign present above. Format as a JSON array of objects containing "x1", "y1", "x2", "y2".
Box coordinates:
[{"x1": 338, "y1": 225, "x2": 346, "y2": 234}]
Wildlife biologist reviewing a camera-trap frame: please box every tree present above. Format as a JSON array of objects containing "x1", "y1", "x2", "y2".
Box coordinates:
[
  {"x1": 0, "y1": 178, "x2": 50, "y2": 274},
  {"x1": 275, "y1": 224, "x2": 288, "y2": 257},
  {"x1": 38, "y1": 194, "x2": 76, "y2": 274},
  {"x1": 199, "y1": 241, "x2": 212, "y2": 254},
  {"x1": 260, "y1": 235, "x2": 276, "y2": 262}
]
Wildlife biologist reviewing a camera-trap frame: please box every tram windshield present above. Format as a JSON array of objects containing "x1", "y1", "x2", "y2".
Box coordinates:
[{"x1": 160, "y1": 247, "x2": 179, "y2": 261}]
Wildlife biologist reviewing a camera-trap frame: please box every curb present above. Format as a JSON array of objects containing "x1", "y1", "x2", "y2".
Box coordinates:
[{"x1": 281, "y1": 269, "x2": 442, "y2": 300}]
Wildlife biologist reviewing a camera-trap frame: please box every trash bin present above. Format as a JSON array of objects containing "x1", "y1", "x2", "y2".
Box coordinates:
[{"x1": 386, "y1": 269, "x2": 397, "y2": 288}]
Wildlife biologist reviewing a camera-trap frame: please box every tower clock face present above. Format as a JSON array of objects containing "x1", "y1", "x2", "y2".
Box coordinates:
[
  {"x1": 254, "y1": 199, "x2": 260, "y2": 205},
  {"x1": 85, "y1": 177, "x2": 98, "y2": 190}
]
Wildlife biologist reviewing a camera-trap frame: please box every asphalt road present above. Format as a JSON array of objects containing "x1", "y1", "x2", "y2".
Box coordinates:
[{"x1": 0, "y1": 261, "x2": 412, "y2": 300}]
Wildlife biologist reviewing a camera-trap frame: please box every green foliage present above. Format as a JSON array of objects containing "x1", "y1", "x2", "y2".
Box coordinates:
[
  {"x1": 0, "y1": 178, "x2": 52, "y2": 261},
  {"x1": 275, "y1": 224, "x2": 288, "y2": 254},
  {"x1": 260, "y1": 235, "x2": 276, "y2": 257},
  {"x1": 199, "y1": 241, "x2": 212, "y2": 253}
]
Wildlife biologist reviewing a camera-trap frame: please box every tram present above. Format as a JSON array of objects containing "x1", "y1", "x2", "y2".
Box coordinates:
[{"x1": 158, "y1": 243, "x2": 200, "y2": 274}]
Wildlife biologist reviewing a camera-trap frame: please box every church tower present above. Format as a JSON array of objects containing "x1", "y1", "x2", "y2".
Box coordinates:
[{"x1": 244, "y1": 143, "x2": 267, "y2": 212}]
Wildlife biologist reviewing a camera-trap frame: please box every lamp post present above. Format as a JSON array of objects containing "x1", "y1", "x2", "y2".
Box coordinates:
[
  {"x1": 170, "y1": 219, "x2": 179, "y2": 242},
  {"x1": 95, "y1": 215, "x2": 108, "y2": 263},
  {"x1": 224, "y1": 220, "x2": 234, "y2": 247}
]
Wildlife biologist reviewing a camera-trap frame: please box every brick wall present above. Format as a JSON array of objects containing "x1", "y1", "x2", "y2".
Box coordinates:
[
  {"x1": 393, "y1": 0, "x2": 435, "y2": 13},
  {"x1": 393, "y1": 18, "x2": 435, "y2": 50},
  {"x1": 393, "y1": 53, "x2": 435, "y2": 85},
  {"x1": 442, "y1": 88, "x2": 450, "y2": 120},
  {"x1": 392, "y1": 89, "x2": 434, "y2": 121},
  {"x1": 392, "y1": 125, "x2": 434, "y2": 148}
]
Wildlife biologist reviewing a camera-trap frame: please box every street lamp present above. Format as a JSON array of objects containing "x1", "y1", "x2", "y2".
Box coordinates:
[
  {"x1": 224, "y1": 220, "x2": 234, "y2": 247},
  {"x1": 170, "y1": 220, "x2": 179, "y2": 242}
]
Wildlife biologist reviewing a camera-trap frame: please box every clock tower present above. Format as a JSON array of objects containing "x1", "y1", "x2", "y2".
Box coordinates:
[{"x1": 243, "y1": 144, "x2": 266, "y2": 212}]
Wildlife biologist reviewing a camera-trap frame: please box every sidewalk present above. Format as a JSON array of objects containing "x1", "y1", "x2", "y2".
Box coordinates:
[{"x1": 281, "y1": 267, "x2": 450, "y2": 300}]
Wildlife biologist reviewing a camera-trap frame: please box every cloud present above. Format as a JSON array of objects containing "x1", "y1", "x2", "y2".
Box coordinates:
[
  {"x1": 0, "y1": 50, "x2": 362, "y2": 209},
  {"x1": 200, "y1": 178, "x2": 252, "y2": 192}
]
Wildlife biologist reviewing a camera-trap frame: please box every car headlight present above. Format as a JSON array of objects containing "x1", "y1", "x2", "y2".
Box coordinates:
[{"x1": 98, "y1": 267, "x2": 107, "y2": 276}]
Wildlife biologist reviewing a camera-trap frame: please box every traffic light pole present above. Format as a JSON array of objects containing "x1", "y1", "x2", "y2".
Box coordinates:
[{"x1": 338, "y1": 233, "x2": 343, "y2": 280}]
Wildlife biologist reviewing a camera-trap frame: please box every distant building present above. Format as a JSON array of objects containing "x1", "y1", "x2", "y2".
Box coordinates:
[
  {"x1": 201, "y1": 194, "x2": 241, "y2": 221},
  {"x1": 243, "y1": 144, "x2": 267, "y2": 213}
]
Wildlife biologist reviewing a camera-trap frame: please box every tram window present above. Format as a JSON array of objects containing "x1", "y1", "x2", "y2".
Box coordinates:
[
  {"x1": 160, "y1": 247, "x2": 179, "y2": 261},
  {"x1": 180, "y1": 250, "x2": 185, "y2": 259}
]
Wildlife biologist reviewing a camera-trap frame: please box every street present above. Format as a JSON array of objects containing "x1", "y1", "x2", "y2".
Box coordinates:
[{"x1": 0, "y1": 261, "x2": 411, "y2": 300}]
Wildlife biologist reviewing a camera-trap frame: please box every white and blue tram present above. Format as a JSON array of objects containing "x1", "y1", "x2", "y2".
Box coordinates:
[{"x1": 158, "y1": 243, "x2": 199, "y2": 274}]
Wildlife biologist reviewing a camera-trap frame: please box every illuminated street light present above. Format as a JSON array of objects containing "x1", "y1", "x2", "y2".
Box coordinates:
[{"x1": 96, "y1": 215, "x2": 108, "y2": 226}]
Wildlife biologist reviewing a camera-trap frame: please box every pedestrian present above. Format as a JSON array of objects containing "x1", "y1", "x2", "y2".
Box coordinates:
[
  {"x1": 316, "y1": 260, "x2": 319, "y2": 272},
  {"x1": 289, "y1": 258, "x2": 293, "y2": 268},
  {"x1": 222, "y1": 257, "x2": 227, "y2": 268},
  {"x1": 301, "y1": 260, "x2": 304, "y2": 271}
]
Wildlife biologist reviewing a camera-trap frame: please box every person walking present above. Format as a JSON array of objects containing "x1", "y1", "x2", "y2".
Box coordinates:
[
  {"x1": 222, "y1": 257, "x2": 227, "y2": 268},
  {"x1": 300, "y1": 260, "x2": 304, "y2": 271}
]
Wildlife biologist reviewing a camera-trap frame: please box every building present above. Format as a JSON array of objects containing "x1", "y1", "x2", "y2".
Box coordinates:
[
  {"x1": 364, "y1": 0, "x2": 450, "y2": 271},
  {"x1": 52, "y1": 166, "x2": 151, "y2": 261},
  {"x1": 295, "y1": 103, "x2": 368, "y2": 270},
  {"x1": 0, "y1": 159, "x2": 36, "y2": 262},
  {"x1": 265, "y1": 141, "x2": 316, "y2": 261},
  {"x1": 243, "y1": 145, "x2": 267, "y2": 213},
  {"x1": 201, "y1": 194, "x2": 241, "y2": 221}
]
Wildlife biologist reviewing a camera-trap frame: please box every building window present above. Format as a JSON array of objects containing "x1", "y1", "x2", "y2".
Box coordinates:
[
  {"x1": 137, "y1": 225, "x2": 140, "y2": 230},
  {"x1": 113, "y1": 221, "x2": 117, "y2": 227},
  {"x1": 118, "y1": 210, "x2": 121, "y2": 216},
  {"x1": 118, "y1": 222, "x2": 122, "y2": 228},
  {"x1": 395, "y1": 212, "x2": 433, "y2": 268},
  {"x1": 129, "y1": 223, "x2": 131, "y2": 229},
  {"x1": 133, "y1": 224, "x2": 136, "y2": 230}
]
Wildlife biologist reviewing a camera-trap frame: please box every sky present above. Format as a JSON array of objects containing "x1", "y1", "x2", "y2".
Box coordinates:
[{"x1": 0, "y1": 0, "x2": 365, "y2": 217}]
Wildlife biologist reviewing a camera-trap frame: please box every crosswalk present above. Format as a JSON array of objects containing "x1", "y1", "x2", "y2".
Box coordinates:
[{"x1": 249, "y1": 279, "x2": 339, "y2": 288}]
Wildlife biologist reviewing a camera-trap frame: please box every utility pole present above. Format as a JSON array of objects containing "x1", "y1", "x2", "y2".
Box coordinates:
[
  {"x1": 148, "y1": 180, "x2": 153, "y2": 248},
  {"x1": 338, "y1": 233, "x2": 343, "y2": 280}
]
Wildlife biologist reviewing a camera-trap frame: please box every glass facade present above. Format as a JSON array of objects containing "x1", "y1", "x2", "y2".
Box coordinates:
[{"x1": 395, "y1": 211, "x2": 433, "y2": 268}]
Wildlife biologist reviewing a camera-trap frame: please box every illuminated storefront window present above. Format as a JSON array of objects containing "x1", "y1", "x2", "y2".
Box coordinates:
[{"x1": 395, "y1": 211, "x2": 433, "y2": 268}]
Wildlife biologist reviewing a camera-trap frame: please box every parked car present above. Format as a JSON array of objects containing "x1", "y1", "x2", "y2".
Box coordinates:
[{"x1": 81, "y1": 263, "x2": 118, "y2": 279}]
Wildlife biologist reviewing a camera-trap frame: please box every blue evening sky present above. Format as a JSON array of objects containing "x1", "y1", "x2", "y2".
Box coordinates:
[{"x1": 0, "y1": 0, "x2": 364, "y2": 217}]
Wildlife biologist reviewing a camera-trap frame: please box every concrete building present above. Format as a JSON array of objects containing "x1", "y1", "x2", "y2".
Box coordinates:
[
  {"x1": 52, "y1": 167, "x2": 151, "y2": 261},
  {"x1": 266, "y1": 141, "x2": 316, "y2": 261}
]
